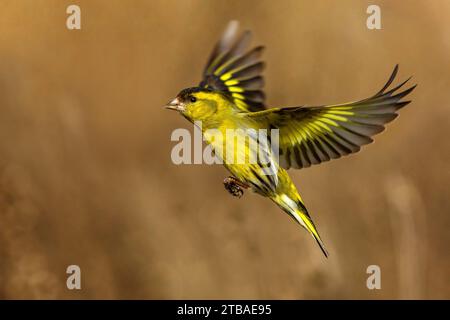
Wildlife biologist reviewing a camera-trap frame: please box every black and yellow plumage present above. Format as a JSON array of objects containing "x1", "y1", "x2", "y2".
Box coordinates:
[
  {"x1": 200, "y1": 21, "x2": 266, "y2": 112},
  {"x1": 165, "y1": 21, "x2": 416, "y2": 257}
]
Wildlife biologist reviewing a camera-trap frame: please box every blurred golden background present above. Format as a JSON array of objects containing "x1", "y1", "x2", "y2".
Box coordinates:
[{"x1": 0, "y1": 0, "x2": 449, "y2": 299}]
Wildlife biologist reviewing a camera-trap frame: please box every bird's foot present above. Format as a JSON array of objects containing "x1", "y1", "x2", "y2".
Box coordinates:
[{"x1": 223, "y1": 176, "x2": 249, "y2": 198}]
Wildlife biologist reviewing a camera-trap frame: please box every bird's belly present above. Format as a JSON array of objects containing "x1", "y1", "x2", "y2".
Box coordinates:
[{"x1": 204, "y1": 127, "x2": 280, "y2": 195}]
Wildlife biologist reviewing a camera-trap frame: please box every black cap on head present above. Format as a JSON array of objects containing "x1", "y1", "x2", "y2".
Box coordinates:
[{"x1": 177, "y1": 87, "x2": 213, "y2": 102}]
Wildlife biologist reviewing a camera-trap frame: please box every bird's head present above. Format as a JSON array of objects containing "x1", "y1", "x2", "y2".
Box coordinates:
[{"x1": 165, "y1": 87, "x2": 232, "y2": 122}]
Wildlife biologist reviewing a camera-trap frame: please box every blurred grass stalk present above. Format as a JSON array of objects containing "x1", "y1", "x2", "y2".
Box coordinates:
[{"x1": 385, "y1": 174, "x2": 427, "y2": 299}]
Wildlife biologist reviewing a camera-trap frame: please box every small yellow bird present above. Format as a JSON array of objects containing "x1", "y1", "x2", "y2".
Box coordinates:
[{"x1": 165, "y1": 21, "x2": 415, "y2": 257}]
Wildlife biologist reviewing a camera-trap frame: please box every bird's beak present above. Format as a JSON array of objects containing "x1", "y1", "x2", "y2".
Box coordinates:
[{"x1": 164, "y1": 98, "x2": 185, "y2": 112}]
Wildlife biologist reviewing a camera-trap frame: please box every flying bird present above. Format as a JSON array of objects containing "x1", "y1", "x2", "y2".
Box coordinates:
[{"x1": 165, "y1": 21, "x2": 415, "y2": 257}]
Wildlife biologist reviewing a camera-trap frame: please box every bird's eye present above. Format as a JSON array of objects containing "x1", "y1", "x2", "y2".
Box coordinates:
[{"x1": 190, "y1": 96, "x2": 197, "y2": 103}]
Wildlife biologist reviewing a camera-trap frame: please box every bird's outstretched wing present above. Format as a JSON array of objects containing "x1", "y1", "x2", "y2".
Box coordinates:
[
  {"x1": 200, "y1": 21, "x2": 266, "y2": 112},
  {"x1": 245, "y1": 65, "x2": 416, "y2": 169}
]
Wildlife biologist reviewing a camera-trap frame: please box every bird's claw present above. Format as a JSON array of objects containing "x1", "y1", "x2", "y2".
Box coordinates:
[{"x1": 223, "y1": 177, "x2": 247, "y2": 198}]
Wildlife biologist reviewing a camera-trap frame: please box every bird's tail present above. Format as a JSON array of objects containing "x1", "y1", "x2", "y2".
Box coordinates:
[{"x1": 273, "y1": 193, "x2": 329, "y2": 258}]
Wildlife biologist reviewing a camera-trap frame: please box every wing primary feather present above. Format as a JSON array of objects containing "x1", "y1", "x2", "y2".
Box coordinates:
[
  {"x1": 213, "y1": 31, "x2": 253, "y2": 76},
  {"x1": 375, "y1": 64, "x2": 399, "y2": 96},
  {"x1": 305, "y1": 140, "x2": 322, "y2": 164},
  {"x1": 237, "y1": 76, "x2": 265, "y2": 90},
  {"x1": 204, "y1": 21, "x2": 240, "y2": 75},
  {"x1": 218, "y1": 46, "x2": 265, "y2": 76},
  {"x1": 229, "y1": 62, "x2": 266, "y2": 80}
]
